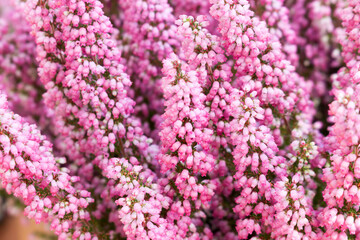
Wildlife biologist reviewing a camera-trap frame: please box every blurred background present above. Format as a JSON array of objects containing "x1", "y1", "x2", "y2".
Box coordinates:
[{"x1": 0, "y1": 191, "x2": 54, "y2": 240}]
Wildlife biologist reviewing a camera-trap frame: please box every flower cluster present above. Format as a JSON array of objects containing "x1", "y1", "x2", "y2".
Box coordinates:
[
  {"x1": 0, "y1": 94, "x2": 94, "y2": 239},
  {"x1": 1, "y1": 0, "x2": 360, "y2": 239},
  {"x1": 320, "y1": 1, "x2": 360, "y2": 239},
  {"x1": 23, "y1": 0, "x2": 175, "y2": 238},
  {"x1": 117, "y1": 0, "x2": 179, "y2": 140}
]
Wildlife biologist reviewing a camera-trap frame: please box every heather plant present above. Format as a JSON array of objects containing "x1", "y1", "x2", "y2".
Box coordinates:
[{"x1": 0, "y1": 0, "x2": 360, "y2": 239}]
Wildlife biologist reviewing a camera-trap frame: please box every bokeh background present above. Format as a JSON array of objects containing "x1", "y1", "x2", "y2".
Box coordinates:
[{"x1": 0, "y1": 194, "x2": 53, "y2": 240}]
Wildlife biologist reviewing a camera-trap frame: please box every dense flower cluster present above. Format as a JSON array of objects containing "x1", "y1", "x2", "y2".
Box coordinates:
[
  {"x1": 0, "y1": 94, "x2": 94, "y2": 239},
  {"x1": 1, "y1": 0, "x2": 360, "y2": 239}
]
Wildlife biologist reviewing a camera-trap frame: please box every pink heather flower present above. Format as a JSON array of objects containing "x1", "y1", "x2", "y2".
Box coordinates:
[
  {"x1": 22, "y1": 0, "x2": 177, "y2": 238},
  {"x1": 206, "y1": 0, "x2": 320, "y2": 238},
  {"x1": 118, "y1": 0, "x2": 180, "y2": 141},
  {"x1": 159, "y1": 54, "x2": 216, "y2": 206},
  {"x1": 0, "y1": 94, "x2": 94, "y2": 239},
  {"x1": 253, "y1": 0, "x2": 299, "y2": 66},
  {"x1": 286, "y1": 0, "x2": 341, "y2": 98},
  {"x1": 1, "y1": 0, "x2": 359, "y2": 239},
  {"x1": 320, "y1": 1, "x2": 360, "y2": 239},
  {"x1": 171, "y1": 2, "x2": 322, "y2": 236}
]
